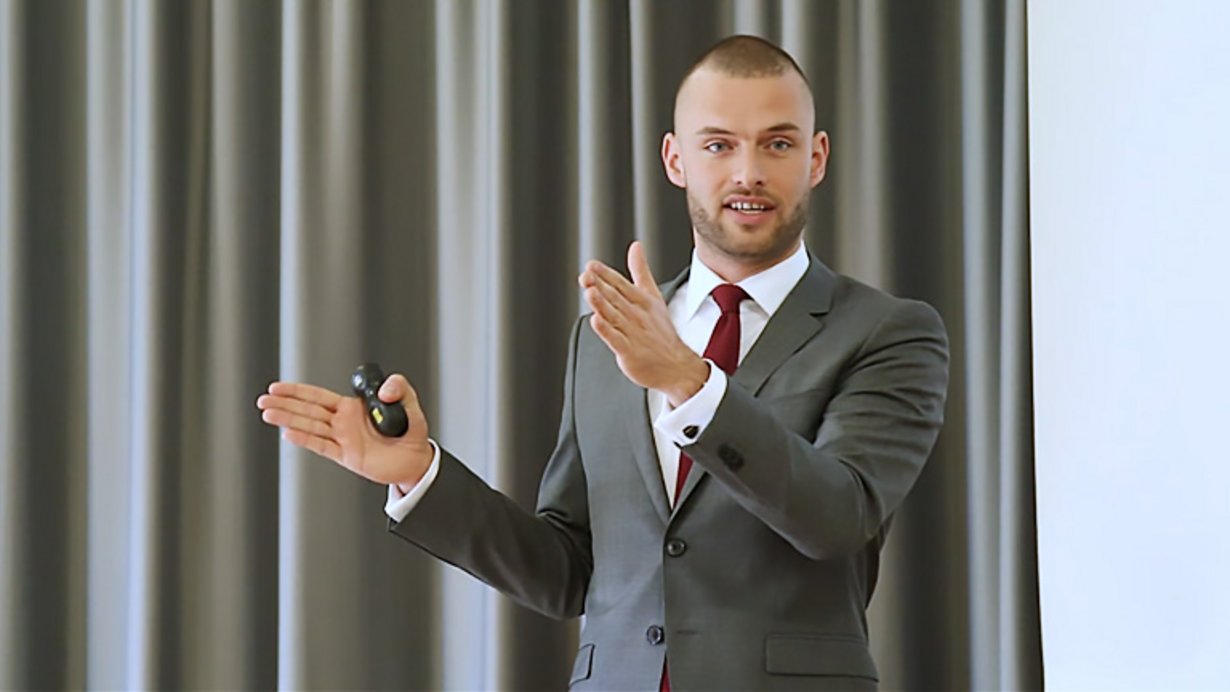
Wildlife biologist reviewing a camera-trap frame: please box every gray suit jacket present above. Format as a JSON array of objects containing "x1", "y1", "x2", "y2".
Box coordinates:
[{"x1": 391, "y1": 255, "x2": 950, "y2": 691}]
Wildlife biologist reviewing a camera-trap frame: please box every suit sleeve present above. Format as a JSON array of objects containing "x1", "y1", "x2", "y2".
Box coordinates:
[
  {"x1": 683, "y1": 299, "x2": 950, "y2": 560},
  {"x1": 386, "y1": 317, "x2": 592, "y2": 619}
]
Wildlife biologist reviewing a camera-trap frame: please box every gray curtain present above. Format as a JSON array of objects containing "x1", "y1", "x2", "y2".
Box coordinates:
[{"x1": 0, "y1": 0, "x2": 1040, "y2": 689}]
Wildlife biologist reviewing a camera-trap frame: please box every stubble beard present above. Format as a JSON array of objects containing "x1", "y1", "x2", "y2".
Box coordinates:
[{"x1": 688, "y1": 189, "x2": 809, "y2": 266}]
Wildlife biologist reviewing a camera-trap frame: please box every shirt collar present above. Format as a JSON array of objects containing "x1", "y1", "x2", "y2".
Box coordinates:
[{"x1": 682, "y1": 240, "x2": 811, "y2": 321}]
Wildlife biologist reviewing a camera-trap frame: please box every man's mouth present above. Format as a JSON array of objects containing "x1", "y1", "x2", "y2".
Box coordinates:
[{"x1": 723, "y1": 196, "x2": 776, "y2": 217}]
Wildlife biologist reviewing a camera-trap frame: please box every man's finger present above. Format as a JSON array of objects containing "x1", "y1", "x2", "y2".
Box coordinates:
[
  {"x1": 267, "y1": 381, "x2": 342, "y2": 411},
  {"x1": 262, "y1": 408, "x2": 333, "y2": 438},
  {"x1": 589, "y1": 312, "x2": 630, "y2": 352},
  {"x1": 585, "y1": 285, "x2": 628, "y2": 328},
  {"x1": 586, "y1": 262, "x2": 640, "y2": 304},
  {"x1": 627, "y1": 241, "x2": 662, "y2": 300},
  {"x1": 379, "y1": 374, "x2": 419, "y2": 405},
  {"x1": 592, "y1": 277, "x2": 636, "y2": 318},
  {"x1": 256, "y1": 394, "x2": 332, "y2": 423}
]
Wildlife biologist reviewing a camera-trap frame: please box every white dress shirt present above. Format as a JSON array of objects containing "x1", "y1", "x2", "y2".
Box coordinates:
[{"x1": 385, "y1": 241, "x2": 811, "y2": 520}]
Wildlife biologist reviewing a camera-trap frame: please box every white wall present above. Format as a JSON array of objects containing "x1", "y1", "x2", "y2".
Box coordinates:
[{"x1": 1029, "y1": 1, "x2": 1230, "y2": 688}]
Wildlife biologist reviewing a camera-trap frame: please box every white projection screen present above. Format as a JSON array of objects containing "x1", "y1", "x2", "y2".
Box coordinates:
[{"x1": 1029, "y1": 1, "x2": 1230, "y2": 688}]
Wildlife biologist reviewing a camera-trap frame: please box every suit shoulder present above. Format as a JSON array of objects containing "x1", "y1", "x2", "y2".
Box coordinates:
[{"x1": 829, "y1": 273, "x2": 947, "y2": 339}]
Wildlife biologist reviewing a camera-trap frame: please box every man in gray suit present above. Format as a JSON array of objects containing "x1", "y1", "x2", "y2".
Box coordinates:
[{"x1": 258, "y1": 35, "x2": 948, "y2": 691}]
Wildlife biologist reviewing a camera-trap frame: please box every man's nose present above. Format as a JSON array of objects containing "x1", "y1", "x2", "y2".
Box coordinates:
[{"x1": 732, "y1": 150, "x2": 767, "y2": 189}]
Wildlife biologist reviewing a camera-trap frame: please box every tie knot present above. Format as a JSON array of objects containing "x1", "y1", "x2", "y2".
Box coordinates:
[{"x1": 711, "y1": 284, "x2": 749, "y2": 315}]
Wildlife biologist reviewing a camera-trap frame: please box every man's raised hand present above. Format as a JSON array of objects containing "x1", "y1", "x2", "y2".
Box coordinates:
[
  {"x1": 578, "y1": 241, "x2": 709, "y2": 407},
  {"x1": 256, "y1": 374, "x2": 434, "y2": 490}
]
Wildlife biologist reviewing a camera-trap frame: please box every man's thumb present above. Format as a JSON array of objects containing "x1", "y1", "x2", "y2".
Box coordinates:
[{"x1": 379, "y1": 374, "x2": 407, "y2": 403}]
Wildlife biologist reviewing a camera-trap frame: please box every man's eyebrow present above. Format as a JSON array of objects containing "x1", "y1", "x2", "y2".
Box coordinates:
[
  {"x1": 694, "y1": 123, "x2": 802, "y2": 136},
  {"x1": 765, "y1": 122, "x2": 802, "y2": 133}
]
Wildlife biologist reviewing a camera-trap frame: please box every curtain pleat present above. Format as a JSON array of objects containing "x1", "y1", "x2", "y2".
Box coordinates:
[
  {"x1": 0, "y1": 1, "x2": 1039, "y2": 689},
  {"x1": 996, "y1": 0, "x2": 1042, "y2": 688},
  {"x1": 82, "y1": 0, "x2": 131, "y2": 685},
  {"x1": 2, "y1": 0, "x2": 89, "y2": 688}
]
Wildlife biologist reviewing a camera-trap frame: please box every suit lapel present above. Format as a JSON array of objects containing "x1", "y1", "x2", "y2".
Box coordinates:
[
  {"x1": 671, "y1": 256, "x2": 836, "y2": 516},
  {"x1": 622, "y1": 266, "x2": 691, "y2": 524},
  {"x1": 731, "y1": 257, "x2": 835, "y2": 396},
  {"x1": 621, "y1": 377, "x2": 671, "y2": 524}
]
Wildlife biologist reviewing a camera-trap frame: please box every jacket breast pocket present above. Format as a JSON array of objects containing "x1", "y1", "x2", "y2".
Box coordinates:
[
  {"x1": 569, "y1": 643, "x2": 594, "y2": 687},
  {"x1": 764, "y1": 634, "x2": 878, "y2": 681}
]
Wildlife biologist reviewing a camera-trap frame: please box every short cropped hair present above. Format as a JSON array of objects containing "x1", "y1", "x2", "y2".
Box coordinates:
[{"x1": 677, "y1": 34, "x2": 812, "y2": 95}]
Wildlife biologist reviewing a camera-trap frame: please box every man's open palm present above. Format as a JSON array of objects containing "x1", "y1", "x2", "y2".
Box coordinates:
[{"x1": 256, "y1": 375, "x2": 434, "y2": 488}]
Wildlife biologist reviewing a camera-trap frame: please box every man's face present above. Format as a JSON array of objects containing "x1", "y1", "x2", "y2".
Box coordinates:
[{"x1": 662, "y1": 68, "x2": 829, "y2": 269}]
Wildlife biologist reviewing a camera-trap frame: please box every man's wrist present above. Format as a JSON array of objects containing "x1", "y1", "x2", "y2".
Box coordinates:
[
  {"x1": 663, "y1": 357, "x2": 711, "y2": 407},
  {"x1": 395, "y1": 441, "x2": 438, "y2": 494}
]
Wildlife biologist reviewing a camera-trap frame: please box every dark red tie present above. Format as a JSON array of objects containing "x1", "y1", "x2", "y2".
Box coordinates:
[
  {"x1": 662, "y1": 283, "x2": 748, "y2": 692},
  {"x1": 672, "y1": 283, "x2": 748, "y2": 501}
]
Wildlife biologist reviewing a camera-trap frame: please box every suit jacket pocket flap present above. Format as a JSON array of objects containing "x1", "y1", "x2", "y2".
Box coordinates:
[
  {"x1": 569, "y1": 644, "x2": 595, "y2": 685},
  {"x1": 765, "y1": 635, "x2": 878, "y2": 680}
]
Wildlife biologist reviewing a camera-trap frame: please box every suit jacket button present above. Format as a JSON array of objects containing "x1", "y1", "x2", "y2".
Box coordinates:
[
  {"x1": 718, "y1": 444, "x2": 744, "y2": 470},
  {"x1": 666, "y1": 538, "x2": 687, "y2": 557},
  {"x1": 682, "y1": 424, "x2": 699, "y2": 439},
  {"x1": 646, "y1": 625, "x2": 665, "y2": 645}
]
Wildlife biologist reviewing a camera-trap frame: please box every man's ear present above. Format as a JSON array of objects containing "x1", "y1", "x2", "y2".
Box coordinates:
[
  {"x1": 661, "y1": 132, "x2": 686, "y2": 188},
  {"x1": 810, "y1": 130, "x2": 830, "y2": 188}
]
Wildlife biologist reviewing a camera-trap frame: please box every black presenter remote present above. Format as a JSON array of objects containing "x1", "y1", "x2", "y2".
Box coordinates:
[{"x1": 351, "y1": 363, "x2": 409, "y2": 437}]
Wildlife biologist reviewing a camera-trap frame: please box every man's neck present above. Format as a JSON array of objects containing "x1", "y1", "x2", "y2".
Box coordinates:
[{"x1": 693, "y1": 238, "x2": 803, "y2": 283}]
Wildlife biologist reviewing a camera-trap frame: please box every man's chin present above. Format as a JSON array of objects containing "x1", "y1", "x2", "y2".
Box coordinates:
[
  {"x1": 719, "y1": 209, "x2": 777, "y2": 231},
  {"x1": 711, "y1": 235, "x2": 792, "y2": 262}
]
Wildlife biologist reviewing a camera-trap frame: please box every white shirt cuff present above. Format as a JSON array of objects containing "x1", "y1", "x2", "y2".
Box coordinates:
[
  {"x1": 653, "y1": 360, "x2": 727, "y2": 447},
  {"x1": 384, "y1": 439, "x2": 441, "y2": 522}
]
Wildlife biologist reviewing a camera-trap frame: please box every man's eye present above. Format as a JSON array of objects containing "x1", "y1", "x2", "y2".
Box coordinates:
[
  {"x1": 769, "y1": 140, "x2": 792, "y2": 151},
  {"x1": 704, "y1": 142, "x2": 729, "y2": 153}
]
